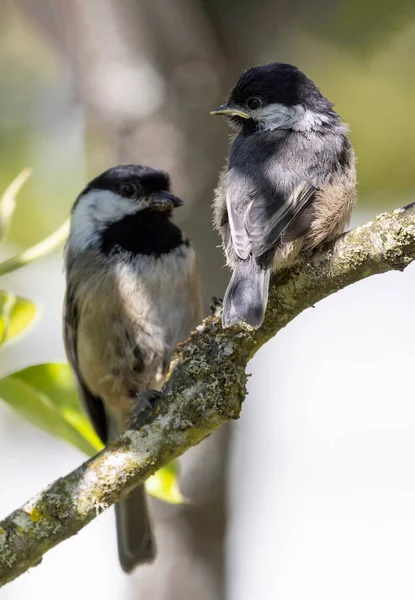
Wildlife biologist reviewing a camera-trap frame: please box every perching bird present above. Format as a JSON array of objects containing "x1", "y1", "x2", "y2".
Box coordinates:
[
  {"x1": 63, "y1": 164, "x2": 203, "y2": 572},
  {"x1": 211, "y1": 62, "x2": 356, "y2": 328}
]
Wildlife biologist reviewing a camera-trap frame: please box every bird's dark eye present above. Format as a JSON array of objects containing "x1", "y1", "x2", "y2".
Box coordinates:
[
  {"x1": 247, "y1": 97, "x2": 262, "y2": 110},
  {"x1": 119, "y1": 183, "x2": 138, "y2": 198}
]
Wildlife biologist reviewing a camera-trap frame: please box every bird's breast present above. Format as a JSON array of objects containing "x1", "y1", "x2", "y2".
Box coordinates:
[{"x1": 75, "y1": 245, "x2": 200, "y2": 409}]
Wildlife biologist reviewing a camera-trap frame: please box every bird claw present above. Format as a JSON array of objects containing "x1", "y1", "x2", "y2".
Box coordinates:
[
  {"x1": 134, "y1": 390, "x2": 162, "y2": 413},
  {"x1": 128, "y1": 390, "x2": 163, "y2": 430},
  {"x1": 302, "y1": 247, "x2": 315, "y2": 262},
  {"x1": 210, "y1": 296, "x2": 223, "y2": 317}
]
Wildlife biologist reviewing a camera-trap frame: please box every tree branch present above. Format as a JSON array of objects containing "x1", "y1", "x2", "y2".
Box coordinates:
[{"x1": 1, "y1": 202, "x2": 415, "y2": 587}]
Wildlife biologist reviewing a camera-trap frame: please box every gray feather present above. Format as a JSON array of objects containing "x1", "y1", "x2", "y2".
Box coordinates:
[
  {"x1": 280, "y1": 202, "x2": 316, "y2": 244},
  {"x1": 223, "y1": 258, "x2": 270, "y2": 328},
  {"x1": 225, "y1": 129, "x2": 347, "y2": 264},
  {"x1": 107, "y1": 416, "x2": 156, "y2": 572},
  {"x1": 63, "y1": 284, "x2": 108, "y2": 442},
  {"x1": 246, "y1": 183, "x2": 317, "y2": 256},
  {"x1": 226, "y1": 192, "x2": 251, "y2": 260},
  {"x1": 64, "y1": 279, "x2": 155, "y2": 570},
  {"x1": 115, "y1": 488, "x2": 155, "y2": 573}
]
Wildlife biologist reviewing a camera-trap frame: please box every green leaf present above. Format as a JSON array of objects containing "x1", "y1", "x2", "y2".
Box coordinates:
[
  {"x1": 0, "y1": 168, "x2": 32, "y2": 244},
  {"x1": 0, "y1": 364, "x2": 101, "y2": 456},
  {"x1": 0, "y1": 362, "x2": 184, "y2": 504},
  {"x1": 0, "y1": 291, "x2": 37, "y2": 347},
  {"x1": 15, "y1": 363, "x2": 103, "y2": 454},
  {"x1": 145, "y1": 460, "x2": 186, "y2": 504},
  {"x1": 0, "y1": 219, "x2": 70, "y2": 278}
]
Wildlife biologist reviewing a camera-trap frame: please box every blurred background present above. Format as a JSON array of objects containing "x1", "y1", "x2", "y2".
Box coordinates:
[{"x1": 1, "y1": 0, "x2": 415, "y2": 598}]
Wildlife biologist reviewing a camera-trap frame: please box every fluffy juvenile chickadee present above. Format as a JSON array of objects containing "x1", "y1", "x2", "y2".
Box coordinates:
[
  {"x1": 211, "y1": 62, "x2": 356, "y2": 328},
  {"x1": 63, "y1": 164, "x2": 203, "y2": 572}
]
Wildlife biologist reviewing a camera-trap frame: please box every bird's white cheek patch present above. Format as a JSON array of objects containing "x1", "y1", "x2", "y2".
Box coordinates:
[
  {"x1": 255, "y1": 103, "x2": 328, "y2": 132},
  {"x1": 68, "y1": 189, "x2": 147, "y2": 252}
]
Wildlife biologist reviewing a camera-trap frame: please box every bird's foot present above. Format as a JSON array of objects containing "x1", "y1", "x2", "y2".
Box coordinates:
[
  {"x1": 210, "y1": 296, "x2": 223, "y2": 318},
  {"x1": 128, "y1": 390, "x2": 163, "y2": 430},
  {"x1": 134, "y1": 389, "x2": 162, "y2": 413},
  {"x1": 302, "y1": 247, "x2": 315, "y2": 262}
]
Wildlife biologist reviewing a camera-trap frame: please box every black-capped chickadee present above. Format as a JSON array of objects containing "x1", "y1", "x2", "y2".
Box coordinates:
[
  {"x1": 211, "y1": 62, "x2": 356, "y2": 328},
  {"x1": 63, "y1": 165, "x2": 203, "y2": 572}
]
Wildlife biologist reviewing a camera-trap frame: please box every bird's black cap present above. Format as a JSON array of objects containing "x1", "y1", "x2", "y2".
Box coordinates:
[
  {"x1": 73, "y1": 165, "x2": 173, "y2": 212},
  {"x1": 229, "y1": 63, "x2": 333, "y2": 110},
  {"x1": 84, "y1": 164, "x2": 171, "y2": 196}
]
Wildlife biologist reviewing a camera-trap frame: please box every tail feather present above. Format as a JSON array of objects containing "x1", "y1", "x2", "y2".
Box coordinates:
[
  {"x1": 115, "y1": 486, "x2": 156, "y2": 573},
  {"x1": 223, "y1": 258, "x2": 270, "y2": 328},
  {"x1": 108, "y1": 415, "x2": 156, "y2": 573}
]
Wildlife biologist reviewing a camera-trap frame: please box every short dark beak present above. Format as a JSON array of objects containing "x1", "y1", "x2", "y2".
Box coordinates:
[
  {"x1": 151, "y1": 191, "x2": 183, "y2": 211},
  {"x1": 210, "y1": 103, "x2": 250, "y2": 119}
]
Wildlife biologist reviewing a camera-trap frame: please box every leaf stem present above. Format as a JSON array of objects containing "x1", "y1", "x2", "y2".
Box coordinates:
[
  {"x1": 0, "y1": 220, "x2": 70, "y2": 277},
  {"x1": 0, "y1": 168, "x2": 32, "y2": 244}
]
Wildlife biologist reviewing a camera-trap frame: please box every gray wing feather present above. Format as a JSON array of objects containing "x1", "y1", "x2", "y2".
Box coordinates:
[
  {"x1": 63, "y1": 283, "x2": 108, "y2": 443},
  {"x1": 226, "y1": 196, "x2": 251, "y2": 260},
  {"x1": 225, "y1": 168, "x2": 317, "y2": 260},
  {"x1": 246, "y1": 183, "x2": 317, "y2": 257},
  {"x1": 225, "y1": 131, "x2": 341, "y2": 260}
]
